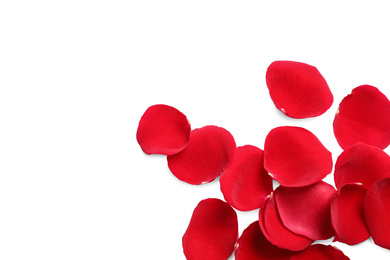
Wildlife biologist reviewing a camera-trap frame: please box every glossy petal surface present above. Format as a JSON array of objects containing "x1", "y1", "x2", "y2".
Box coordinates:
[
  {"x1": 290, "y1": 244, "x2": 350, "y2": 260},
  {"x1": 264, "y1": 126, "x2": 333, "y2": 187},
  {"x1": 334, "y1": 85, "x2": 390, "y2": 150},
  {"x1": 266, "y1": 60, "x2": 333, "y2": 118},
  {"x1": 220, "y1": 145, "x2": 273, "y2": 211},
  {"x1": 168, "y1": 125, "x2": 236, "y2": 185},
  {"x1": 136, "y1": 104, "x2": 191, "y2": 155},
  {"x1": 183, "y1": 198, "x2": 238, "y2": 260}
]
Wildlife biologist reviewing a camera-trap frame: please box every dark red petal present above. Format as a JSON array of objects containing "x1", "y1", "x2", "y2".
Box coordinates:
[
  {"x1": 334, "y1": 142, "x2": 390, "y2": 189},
  {"x1": 235, "y1": 221, "x2": 292, "y2": 260},
  {"x1": 363, "y1": 177, "x2": 390, "y2": 249},
  {"x1": 274, "y1": 181, "x2": 336, "y2": 240},
  {"x1": 262, "y1": 193, "x2": 313, "y2": 251},
  {"x1": 266, "y1": 60, "x2": 333, "y2": 118},
  {"x1": 331, "y1": 184, "x2": 369, "y2": 245},
  {"x1": 259, "y1": 205, "x2": 274, "y2": 244},
  {"x1": 220, "y1": 145, "x2": 273, "y2": 211},
  {"x1": 289, "y1": 244, "x2": 350, "y2": 260},
  {"x1": 264, "y1": 126, "x2": 333, "y2": 187},
  {"x1": 333, "y1": 84, "x2": 390, "y2": 150},
  {"x1": 167, "y1": 125, "x2": 236, "y2": 185},
  {"x1": 136, "y1": 104, "x2": 191, "y2": 155},
  {"x1": 182, "y1": 198, "x2": 238, "y2": 260}
]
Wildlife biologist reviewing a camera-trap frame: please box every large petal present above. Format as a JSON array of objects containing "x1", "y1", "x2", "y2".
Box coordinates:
[
  {"x1": 182, "y1": 198, "x2": 238, "y2": 260},
  {"x1": 333, "y1": 85, "x2": 390, "y2": 150},
  {"x1": 168, "y1": 125, "x2": 236, "y2": 185},
  {"x1": 363, "y1": 177, "x2": 390, "y2": 250},
  {"x1": 274, "y1": 181, "x2": 336, "y2": 240},
  {"x1": 289, "y1": 244, "x2": 350, "y2": 260},
  {"x1": 264, "y1": 126, "x2": 333, "y2": 187},
  {"x1": 136, "y1": 104, "x2": 191, "y2": 155},
  {"x1": 266, "y1": 60, "x2": 333, "y2": 118},
  {"x1": 220, "y1": 145, "x2": 273, "y2": 211}
]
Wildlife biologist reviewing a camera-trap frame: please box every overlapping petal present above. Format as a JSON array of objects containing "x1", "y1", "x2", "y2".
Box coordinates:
[{"x1": 289, "y1": 244, "x2": 350, "y2": 260}]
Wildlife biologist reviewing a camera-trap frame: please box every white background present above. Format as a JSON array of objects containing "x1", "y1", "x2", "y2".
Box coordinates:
[{"x1": 1, "y1": 1, "x2": 390, "y2": 259}]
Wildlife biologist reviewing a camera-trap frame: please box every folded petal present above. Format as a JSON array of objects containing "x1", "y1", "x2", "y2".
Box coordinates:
[
  {"x1": 264, "y1": 126, "x2": 333, "y2": 187},
  {"x1": 182, "y1": 198, "x2": 238, "y2": 260},
  {"x1": 168, "y1": 125, "x2": 236, "y2": 185},
  {"x1": 220, "y1": 145, "x2": 273, "y2": 211},
  {"x1": 289, "y1": 244, "x2": 350, "y2": 260},
  {"x1": 333, "y1": 85, "x2": 390, "y2": 150},
  {"x1": 136, "y1": 104, "x2": 191, "y2": 155},
  {"x1": 266, "y1": 60, "x2": 333, "y2": 118}
]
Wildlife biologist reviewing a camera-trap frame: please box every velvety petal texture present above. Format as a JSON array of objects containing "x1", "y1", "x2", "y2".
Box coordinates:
[
  {"x1": 264, "y1": 126, "x2": 333, "y2": 187},
  {"x1": 266, "y1": 60, "x2": 333, "y2": 118},
  {"x1": 183, "y1": 198, "x2": 238, "y2": 260},
  {"x1": 333, "y1": 85, "x2": 390, "y2": 150},
  {"x1": 168, "y1": 125, "x2": 236, "y2": 185},
  {"x1": 136, "y1": 104, "x2": 191, "y2": 155},
  {"x1": 274, "y1": 181, "x2": 336, "y2": 240},
  {"x1": 289, "y1": 245, "x2": 350, "y2": 260},
  {"x1": 331, "y1": 184, "x2": 369, "y2": 245},
  {"x1": 220, "y1": 145, "x2": 273, "y2": 211},
  {"x1": 363, "y1": 177, "x2": 390, "y2": 250},
  {"x1": 334, "y1": 142, "x2": 390, "y2": 189}
]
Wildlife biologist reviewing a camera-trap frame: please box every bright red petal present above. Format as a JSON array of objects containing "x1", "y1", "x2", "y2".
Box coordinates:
[
  {"x1": 333, "y1": 85, "x2": 390, "y2": 150},
  {"x1": 289, "y1": 244, "x2": 350, "y2": 260},
  {"x1": 264, "y1": 126, "x2": 333, "y2": 187},
  {"x1": 266, "y1": 60, "x2": 333, "y2": 118},
  {"x1": 136, "y1": 104, "x2": 191, "y2": 155},
  {"x1": 331, "y1": 184, "x2": 369, "y2": 245},
  {"x1": 334, "y1": 142, "x2": 390, "y2": 189},
  {"x1": 182, "y1": 198, "x2": 238, "y2": 260},
  {"x1": 274, "y1": 181, "x2": 336, "y2": 240},
  {"x1": 220, "y1": 145, "x2": 273, "y2": 211},
  {"x1": 235, "y1": 221, "x2": 292, "y2": 260},
  {"x1": 167, "y1": 125, "x2": 236, "y2": 185},
  {"x1": 363, "y1": 177, "x2": 390, "y2": 250}
]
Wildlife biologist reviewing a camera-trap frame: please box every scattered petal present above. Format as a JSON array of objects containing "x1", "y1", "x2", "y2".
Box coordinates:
[
  {"x1": 264, "y1": 126, "x2": 333, "y2": 187},
  {"x1": 182, "y1": 198, "x2": 238, "y2": 260},
  {"x1": 168, "y1": 125, "x2": 236, "y2": 185},
  {"x1": 290, "y1": 244, "x2": 350, "y2": 260},
  {"x1": 136, "y1": 104, "x2": 191, "y2": 155},
  {"x1": 333, "y1": 85, "x2": 390, "y2": 150}
]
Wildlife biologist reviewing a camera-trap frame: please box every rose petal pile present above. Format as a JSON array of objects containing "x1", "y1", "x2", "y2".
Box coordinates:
[{"x1": 137, "y1": 60, "x2": 390, "y2": 259}]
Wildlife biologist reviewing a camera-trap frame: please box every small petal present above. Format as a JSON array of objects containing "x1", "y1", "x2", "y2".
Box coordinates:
[
  {"x1": 289, "y1": 244, "x2": 350, "y2": 260},
  {"x1": 333, "y1": 84, "x2": 390, "y2": 150},
  {"x1": 275, "y1": 181, "x2": 336, "y2": 240},
  {"x1": 168, "y1": 125, "x2": 236, "y2": 185},
  {"x1": 331, "y1": 184, "x2": 370, "y2": 245},
  {"x1": 136, "y1": 104, "x2": 191, "y2": 155},
  {"x1": 266, "y1": 60, "x2": 333, "y2": 118},
  {"x1": 220, "y1": 145, "x2": 273, "y2": 211},
  {"x1": 264, "y1": 126, "x2": 333, "y2": 187},
  {"x1": 183, "y1": 198, "x2": 238, "y2": 260}
]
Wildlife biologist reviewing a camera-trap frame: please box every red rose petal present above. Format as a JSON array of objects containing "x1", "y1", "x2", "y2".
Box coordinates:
[
  {"x1": 289, "y1": 244, "x2": 350, "y2": 260},
  {"x1": 167, "y1": 125, "x2": 236, "y2": 185},
  {"x1": 259, "y1": 204, "x2": 274, "y2": 244},
  {"x1": 334, "y1": 142, "x2": 390, "y2": 189},
  {"x1": 331, "y1": 184, "x2": 370, "y2": 245},
  {"x1": 333, "y1": 85, "x2": 390, "y2": 150},
  {"x1": 220, "y1": 145, "x2": 273, "y2": 211},
  {"x1": 182, "y1": 198, "x2": 238, "y2": 260},
  {"x1": 275, "y1": 181, "x2": 336, "y2": 240},
  {"x1": 264, "y1": 126, "x2": 333, "y2": 187},
  {"x1": 235, "y1": 221, "x2": 292, "y2": 260},
  {"x1": 363, "y1": 177, "x2": 390, "y2": 249},
  {"x1": 266, "y1": 60, "x2": 333, "y2": 118},
  {"x1": 136, "y1": 104, "x2": 191, "y2": 155}
]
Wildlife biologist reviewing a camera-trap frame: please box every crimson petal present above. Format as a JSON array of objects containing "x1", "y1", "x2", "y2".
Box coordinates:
[
  {"x1": 331, "y1": 184, "x2": 369, "y2": 245},
  {"x1": 220, "y1": 145, "x2": 273, "y2": 211},
  {"x1": 182, "y1": 198, "x2": 238, "y2": 260},
  {"x1": 363, "y1": 177, "x2": 390, "y2": 250},
  {"x1": 289, "y1": 244, "x2": 350, "y2": 260},
  {"x1": 266, "y1": 60, "x2": 333, "y2": 118},
  {"x1": 167, "y1": 125, "x2": 236, "y2": 185},
  {"x1": 264, "y1": 126, "x2": 333, "y2": 187},
  {"x1": 136, "y1": 104, "x2": 191, "y2": 155},
  {"x1": 333, "y1": 84, "x2": 390, "y2": 150},
  {"x1": 274, "y1": 181, "x2": 336, "y2": 240}
]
